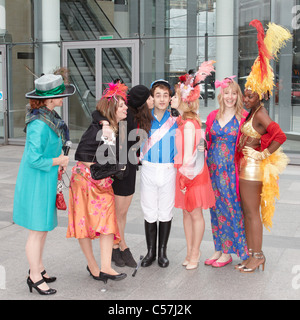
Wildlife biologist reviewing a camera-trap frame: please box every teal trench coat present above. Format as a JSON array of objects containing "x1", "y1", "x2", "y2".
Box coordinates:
[{"x1": 13, "y1": 119, "x2": 62, "y2": 231}]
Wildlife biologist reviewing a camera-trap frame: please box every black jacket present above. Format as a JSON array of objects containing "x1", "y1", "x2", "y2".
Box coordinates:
[
  {"x1": 75, "y1": 109, "x2": 139, "y2": 166},
  {"x1": 75, "y1": 110, "x2": 106, "y2": 162}
]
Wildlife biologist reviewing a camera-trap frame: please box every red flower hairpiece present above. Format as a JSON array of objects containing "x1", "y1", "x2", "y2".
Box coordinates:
[{"x1": 179, "y1": 74, "x2": 188, "y2": 83}]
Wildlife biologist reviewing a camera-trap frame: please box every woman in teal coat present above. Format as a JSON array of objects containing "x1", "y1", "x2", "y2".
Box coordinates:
[{"x1": 13, "y1": 74, "x2": 75, "y2": 295}]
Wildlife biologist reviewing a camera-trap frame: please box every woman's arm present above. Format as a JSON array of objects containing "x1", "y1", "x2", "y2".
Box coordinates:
[
  {"x1": 26, "y1": 121, "x2": 69, "y2": 172},
  {"x1": 93, "y1": 110, "x2": 115, "y2": 142},
  {"x1": 243, "y1": 108, "x2": 286, "y2": 159},
  {"x1": 256, "y1": 109, "x2": 285, "y2": 153},
  {"x1": 183, "y1": 121, "x2": 195, "y2": 166}
]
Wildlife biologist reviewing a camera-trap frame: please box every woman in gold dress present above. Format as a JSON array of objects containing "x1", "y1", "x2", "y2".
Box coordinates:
[{"x1": 237, "y1": 20, "x2": 291, "y2": 273}]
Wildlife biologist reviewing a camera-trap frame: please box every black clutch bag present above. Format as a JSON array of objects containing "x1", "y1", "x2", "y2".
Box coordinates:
[
  {"x1": 90, "y1": 141, "x2": 127, "y2": 180},
  {"x1": 90, "y1": 162, "x2": 127, "y2": 180}
]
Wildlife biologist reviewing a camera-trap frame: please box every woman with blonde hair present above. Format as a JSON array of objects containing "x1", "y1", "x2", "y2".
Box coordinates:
[
  {"x1": 205, "y1": 77, "x2": 249, "y2": 268},
  {"x1": 171, "y1": 62, "x2": 216, "y2": 270}
]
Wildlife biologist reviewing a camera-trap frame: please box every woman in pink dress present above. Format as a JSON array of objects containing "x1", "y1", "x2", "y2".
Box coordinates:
[{"x1": 171, "y1": 63, "x2": 216, "y2": 270}]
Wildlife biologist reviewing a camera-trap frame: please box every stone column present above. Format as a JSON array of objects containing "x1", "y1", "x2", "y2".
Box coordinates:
[
  {"x1": 41, "y1": 0, "x2": 60, "y2": 74},
  {"x1": 215, "y1": 0, "x2": 234, "y2": 99}
]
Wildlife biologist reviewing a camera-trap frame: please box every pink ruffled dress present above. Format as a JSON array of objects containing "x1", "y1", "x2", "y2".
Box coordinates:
[{"x1": 174, "y1": 118, "x2": 216, "y2": 212}]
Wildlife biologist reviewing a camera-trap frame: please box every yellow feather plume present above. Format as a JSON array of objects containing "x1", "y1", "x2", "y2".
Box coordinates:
[
  {"x1": 264, "y1": 23, "x2": 293, "y2": 59},
  {"x1": 260, "y1": 148, "x2": 289, "y2": 231},
  {"x1": 245, "y1": 22, "x2": 292, "y2": 99}
]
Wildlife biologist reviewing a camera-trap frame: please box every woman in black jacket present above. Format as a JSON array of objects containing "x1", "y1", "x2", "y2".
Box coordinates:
[
  {"x1": 67, "y1": 82, "x2": 128, "y2": 283},
  {"x1": 100, "y1": 84, "x2": 154, "y2": 268}
]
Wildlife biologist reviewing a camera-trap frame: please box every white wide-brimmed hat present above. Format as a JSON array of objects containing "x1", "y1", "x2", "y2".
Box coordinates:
[{"x1": 25, "y1": 74, "x2": 76, "y2": 99}]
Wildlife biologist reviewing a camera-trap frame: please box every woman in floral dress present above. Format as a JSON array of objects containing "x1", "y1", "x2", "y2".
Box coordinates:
[
  {"x1": 205, "y1": 77, "x2": 249, "y2": 267},
  {"x1": 67, "y1": 82, "x2": 129, "y2": 283}
]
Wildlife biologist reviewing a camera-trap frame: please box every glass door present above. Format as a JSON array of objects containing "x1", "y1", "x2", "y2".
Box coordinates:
[
  {"x1": 0, "y1": 45, "x2": 7, "y2": 144},
  {"x1": 65, "y1": 46, "x2": 96, "y2": 143},
  {"x1": 62, "y1": 40, "x2": 139, "y2": 143}
]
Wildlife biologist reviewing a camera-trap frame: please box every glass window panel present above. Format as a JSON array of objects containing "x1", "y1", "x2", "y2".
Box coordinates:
[
  {"x1": 8, "y1": 45, "x2": 35, "y2": 140},
  {"x1": 102, "y1": 47, "x2": 132, "y2": 90},
  {"x1": 6, "y1": 0, "x2": 32, "y2": 43},
  {"x1": 61, "y1": 0, "x2": 136, "y2": 41},
  {"x1": 0, "y1": 50, "x2": 4, "y2": 142},
  {"x1": 67, "y1": 48, "x2": 96, "y2": 143},
  {"x1": 292, "y1": 0, "x2": 300, "y2": 133}
]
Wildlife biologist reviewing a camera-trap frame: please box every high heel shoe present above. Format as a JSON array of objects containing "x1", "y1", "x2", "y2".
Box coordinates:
[
  {"x1": 41, "y1": 270, "x2": 56, "y2": 283},
  {"x1": 87, "y1": 266, "x2": 102, "y2": 280},
  {"x1": 240, "y1": 251, "x2": 266, "y2": 273},
  {"x1": 28, "y1": 269, "x2": 57, "y2": 283},
  {"x1": 27, "y1": 277, "x2": 56, "y2": 295},
  {"x1": 99, "y1": 271, "x2": 127, "y2": 284},
  {"x1": 182, "y1": 258, "x2": 189, "y2": 266},
  {"x1": 234, "y1": 249, "x2": 253, "y2": 270},
  {"x1": 186, "y1": 252, "x2": 201, "y2": 270}
]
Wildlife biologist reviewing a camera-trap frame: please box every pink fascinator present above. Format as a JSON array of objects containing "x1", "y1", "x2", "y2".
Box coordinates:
[
  {"x1": 215, "y1": 76, "x2": 236, "y2": 90},
  {"x1": 178, "y1": 60, "x2": 216, "y2": 103},
  {"x1": 101, "y1": 82, "x2": 128, "y2": 103}
]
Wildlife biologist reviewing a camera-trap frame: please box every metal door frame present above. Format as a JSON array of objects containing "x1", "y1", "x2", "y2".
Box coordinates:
[
  {"x1": 61, "y1": 39, "x2": 140, "y2": 125},
  {"x1": 0, "y1": 45, "x2": 8, "y2": 145}
]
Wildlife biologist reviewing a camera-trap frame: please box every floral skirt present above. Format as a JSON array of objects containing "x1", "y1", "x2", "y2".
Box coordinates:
[{"x1": 66, "y1": 162, "x2": 120, "y2": 240}]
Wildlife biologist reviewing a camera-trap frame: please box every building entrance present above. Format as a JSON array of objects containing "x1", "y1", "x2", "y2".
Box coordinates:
[{"x1": 62, "y1": 39, "x2": 139, "y2": 142}]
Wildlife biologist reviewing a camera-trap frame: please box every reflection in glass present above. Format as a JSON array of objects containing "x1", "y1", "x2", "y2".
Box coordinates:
[
  {"x1": 68, "y1": 48, "x2": 96, "y2": 142},
  {"x1": 0, "y1": 51, "x2": 3, "y2": 141},
  {"x1": 102, "y1": 47, "x2": 132, "y2": 90}
]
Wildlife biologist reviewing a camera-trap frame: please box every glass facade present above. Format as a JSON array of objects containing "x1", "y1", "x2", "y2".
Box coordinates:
[{"x1": 0, "y1": 0, "x2": 299, "y2": 151}]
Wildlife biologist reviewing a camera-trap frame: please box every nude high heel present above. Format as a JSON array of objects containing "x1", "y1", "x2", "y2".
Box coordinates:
[
  {"x1": 186, "y1": 251, "x2": 201, "y2": 270},
  {"x1": 234, "y1": 249, "x2": 253, "y2": 270},
  {"x1": 182, "y1": 259, "x2": 189, "y2": 266},
  {"x1": 240, "y1": 251, "x2": 266, "y2": 273}
]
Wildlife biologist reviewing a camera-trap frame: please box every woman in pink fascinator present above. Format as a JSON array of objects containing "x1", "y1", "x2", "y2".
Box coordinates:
[{"x1": 204, "y1": 76, "x2": 249, "y2": 268}]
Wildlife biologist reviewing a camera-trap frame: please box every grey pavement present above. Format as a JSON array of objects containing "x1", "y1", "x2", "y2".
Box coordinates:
[{"x1": 0, "y1": 145, "x2": 300, "y2": 301}]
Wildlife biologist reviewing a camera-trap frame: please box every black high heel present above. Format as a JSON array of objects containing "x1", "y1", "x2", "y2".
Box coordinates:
[
  {"x1": 28, "y1": 270, "x2": 57, "y2": 283},
  {"x1": 99, "y1": 271, "x2": 127, "y2": 284},
  {"x1": 86, "y1": 266, "x2": 102, "y2": 280},
  {"x1": 41, "y1": 270, "x2": 57, "y2": 283},
  {"x1": 27, "y1": 277, "x2": 57, "y2": 295}
]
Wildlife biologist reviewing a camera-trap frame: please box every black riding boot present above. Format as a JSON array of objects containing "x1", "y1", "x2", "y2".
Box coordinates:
[
  {"x1": 158, "y1": 220, "x2": 172, "y2": 268},
  {"x1": 141, "y1": 220, "x2": 157, "y2": 267}
]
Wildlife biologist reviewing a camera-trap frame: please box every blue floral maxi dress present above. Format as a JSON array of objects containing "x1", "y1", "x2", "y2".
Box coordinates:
[{"x1": 207, "y1": 116, "x2": 248, "y2": 260}]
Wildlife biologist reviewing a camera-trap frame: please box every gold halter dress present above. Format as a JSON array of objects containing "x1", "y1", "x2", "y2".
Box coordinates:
[
  {"x1": 238, "y1": 106, "x2": 289, "y2": 230},
  {"x1": 239, "y1": 107, "x2": 263, "y2": 181}
]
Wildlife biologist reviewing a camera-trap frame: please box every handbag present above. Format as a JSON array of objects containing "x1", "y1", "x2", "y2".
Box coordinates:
[
  {"x1": 56, "y1": 169, "x2": 67, "y2": 210},
  {"x1": 90, "y1": 142, "x2": 127, "y2": 181}
]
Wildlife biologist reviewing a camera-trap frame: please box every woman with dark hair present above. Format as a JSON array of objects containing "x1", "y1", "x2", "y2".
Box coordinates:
[
  {"x1": 101, "y1": 84, "x2": 154, "y2": 268},
  {"x1": 67, "y1": 82, "x2": 128, "y2": 283},
  {"x1": 13, "y1": 74, "x2": 75, "y2": 295},
  {"x1": 237, "y1": 20, "x2": 291, "y2": 273}
]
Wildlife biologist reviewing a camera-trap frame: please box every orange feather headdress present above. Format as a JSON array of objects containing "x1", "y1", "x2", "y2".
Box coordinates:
[{"x1": 245, "y1": 20, "x2": 292, "y2": 99}]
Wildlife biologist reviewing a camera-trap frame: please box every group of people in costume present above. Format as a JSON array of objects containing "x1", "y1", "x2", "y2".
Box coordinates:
[{"x1": 13, "y1": 19, "x2": 291, "y2": 295}]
